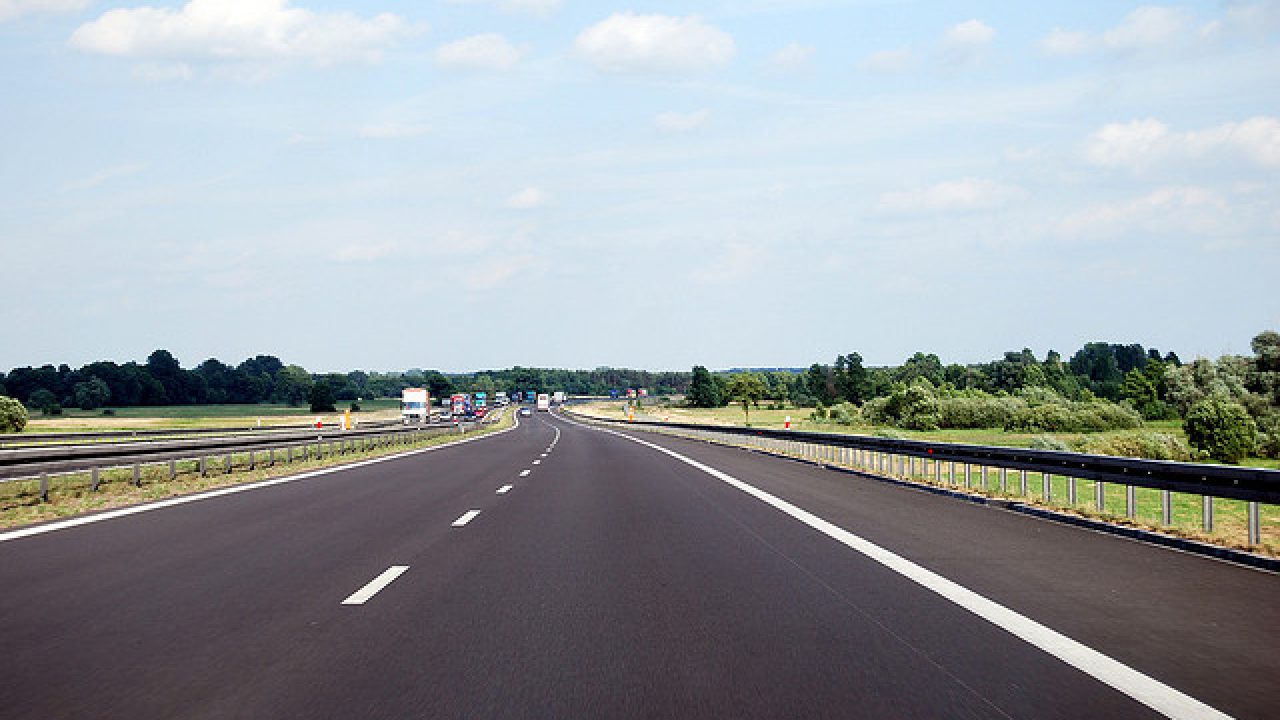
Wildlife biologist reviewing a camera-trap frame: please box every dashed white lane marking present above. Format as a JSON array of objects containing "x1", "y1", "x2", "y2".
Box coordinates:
[
  {"x1": 540, "y1": 453, "x2": 548, "y2": 458},
  {"x1": 532, "y1": 460, "x2": 541, "y2": 465},
  {"x1": 519, "y1": 469, "x2": 531, "y2": 477},
  {"x1": 451, "y1": 510, "x2": 481, "y2": 527},
  {"x1": 497, "y1": 484, "x2": 513, "y2": 494},
  {"x1": 342, "y1": 566, "x2": 409, "y2": 605},
  {"x1": 571, "y1": 416, "x2": 1233, "y2": 720}
]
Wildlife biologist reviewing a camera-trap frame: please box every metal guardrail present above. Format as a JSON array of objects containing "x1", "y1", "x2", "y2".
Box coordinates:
[
  {"x1": 0, "y1": 406, "x2": 509, "y2": 497},
  {"x1": 0, "y1": 418, "x2": 406, "y2": 448},
  {"x1": 570, "y1": 410, "x2": 1279, "y2": 547}
]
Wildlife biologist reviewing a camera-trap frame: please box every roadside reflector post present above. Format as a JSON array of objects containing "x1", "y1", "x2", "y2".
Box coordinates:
[{"x1": 784, "y1": 415, "x2": 791, "y2": 430}]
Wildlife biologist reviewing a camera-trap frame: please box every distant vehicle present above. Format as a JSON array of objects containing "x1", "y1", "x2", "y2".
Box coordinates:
[
  {"x1": 474, "y1": 407, "x2": 488, "y2": 419},
  {"x1": 451, "y1": 394, "x2": 467, "y2": 416},
  {"x1": 400, "y1": 388, "x2": 430, "y2": 424},
  {"x1": 552, "y1": 391, "x2": 566, "y2": 404},
  {"x1": 474, "y1": 391, "x2": 487, "y2": 409},
  {"x1": 519, "y1": 407, "x2": 532, "y2": 417},
  {"x1": 526, "y1": 390, "x2": 537, "y2": 403},
  {"x1": 537, "y1": 393, "x2": 551, "y2": 412}
]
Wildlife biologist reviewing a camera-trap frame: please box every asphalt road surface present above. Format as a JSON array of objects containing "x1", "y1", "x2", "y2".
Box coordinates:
[{"x1": 1, "y1": 409, "x2": 1276, "y2": 719}]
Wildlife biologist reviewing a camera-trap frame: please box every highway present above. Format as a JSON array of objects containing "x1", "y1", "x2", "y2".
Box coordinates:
[{"x1": 0, "y1": 409, "x2": 1276, "y2": 719}]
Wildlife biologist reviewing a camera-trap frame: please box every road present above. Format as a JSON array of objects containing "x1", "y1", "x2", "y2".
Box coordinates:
[{"x1": 0, "y1": 409, "x2": 1276, "y2": 719}]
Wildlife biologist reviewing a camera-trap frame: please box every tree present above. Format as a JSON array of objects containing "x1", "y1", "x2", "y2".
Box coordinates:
[
  {"x1": 0, "y1": 395, "x2": 28, "y2": 432},
  {"x1": 1185, "y1": 398, "x2": 1257, "y2": 464},
  {"x1": 834, "y1": 353, "x2": 869, "y2": 404},
  {"x1": 805, "y1": 364, "x2": 834, "y2": 406},
  {"x1": 28, "y1": 388, "x2": 60, "y2": 415},
  {"x1": 309, "y1": 381, "x2": 337, "y2": 413},
  {"x1": 73, "y1": 377, "x2": 111, "y2": 410},
  {"x1": 725, "y1": 373, "x2": 767, "y2": 425},
  {"x1": 272, "y1": 365, "x2": 313, "y2": 406},
  {"x1": 687, "y1": 366, "x2": 721, "y2": 408}
]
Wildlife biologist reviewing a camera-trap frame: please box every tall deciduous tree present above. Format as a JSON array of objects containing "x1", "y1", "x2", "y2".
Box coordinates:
[
  {"x1": 725, "y1": 373, "x2": 767, "y2": 425},
  {"x1": 688, "y1": 366, "x2": 721, "y2": 408}
]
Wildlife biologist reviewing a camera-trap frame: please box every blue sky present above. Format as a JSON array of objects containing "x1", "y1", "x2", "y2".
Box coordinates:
[{"x1": 2, "y1": 1, "x2": 1278, "y2": 372}]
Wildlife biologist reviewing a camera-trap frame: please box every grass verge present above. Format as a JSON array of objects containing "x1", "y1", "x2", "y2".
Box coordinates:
[{"x1": 0, "y1": 408, "x2": 514, "y2": 531}]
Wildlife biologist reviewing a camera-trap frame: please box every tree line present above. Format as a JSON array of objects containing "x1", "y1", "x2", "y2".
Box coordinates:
[{"x1": 0, "y1": 350, "x2": 690, "y2": 416}]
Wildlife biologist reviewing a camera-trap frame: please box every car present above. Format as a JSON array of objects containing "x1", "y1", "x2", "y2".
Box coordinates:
[{"x1": 519, "y1": 407, "x2": 532, "y2": 417}]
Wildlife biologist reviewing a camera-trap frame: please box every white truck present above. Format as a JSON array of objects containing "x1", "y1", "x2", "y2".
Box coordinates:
[
  {"x1": 401, "y1": 388, "x2": 430, "y2": 423},
  {"x1": 552, "y1": 391, "x2": 566, "y2": 404},
  {"x1": 536, "y1": 393, "x2": 551, "y2": 412}
]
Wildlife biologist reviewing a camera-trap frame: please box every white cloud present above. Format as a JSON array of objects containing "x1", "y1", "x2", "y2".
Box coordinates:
[
  {"x1": 767, "y1": 42, "x2": 813, "y2": 72},
  {"x1": 655, "y1": 109, "x2": 710, "y2": 132},
  {"x1": 0, "y1": 0, "x2": 87, "y2": 22},
  {"x1": 1085, "y1": 116, "x2": 1280, "y2": 170},
  {"x1": 60, "y1": 162, "x2": 145, "y2": 192},
  {"x1": 944, "y1": 19, "x2": 995, "y2": 48},
  {"x1": 359, "y1": 123, "x2": 431, "y2": 139},
  {"x1": 447, "y1": 0, "x2": 561, "y2": 18},
  {"x1": 332, "y1": 241, "x2": 399, "y2": 263},
  {"x1": 70, "y1": 0, "x2": 412, "y2": 67},
  {"x1": 435, "y1": 33, "x2": 523, "y2": 71},
  {"x1": 1102, "y1": 5, "x2": 1192, "y2": 51},
  {"x1": 1056, "y1": 186, "x2": 1230, "y2": 239},
  {"x1": 506, "y1": 186, "x2": 548, "y2": 209},
  {"x1": 1040, "y1": 28, "x2": 1090, "y2": 56},
  {"x1": 877, "y1": 178, "x2": 1023, "y2": 215},
  {"x1": 133, "y1": 62, "x2": 194, "y2": 82},
  {"x1": 858, "y1": 47, "x2": 911, "y2": 73},
  {"x1": 575, "y1": 13, "x2": 735, "y2": 74}
]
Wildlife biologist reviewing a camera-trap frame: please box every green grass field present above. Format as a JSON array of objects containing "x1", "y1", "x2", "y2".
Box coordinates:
[
  {"x1": 574, "y1": 402, "x2": 1279, "y2": 554},
  {"x1": 22, "y1": 399, "x2": 404, "y2": 433}
]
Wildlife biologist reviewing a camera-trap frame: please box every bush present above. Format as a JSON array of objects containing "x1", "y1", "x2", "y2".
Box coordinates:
[
  {"x1": 1029, "y1": 435, "x2": 1069, "y2": 451},
  {"x1": 827, "y1": 402, "x2": 860, "y2": 425},
  {"x1": 1256, "y1": 414, "x2": 1280, "y2": 459},
  {"x1": 1075, "y1": 433, "x2": 1194, "y2": 461},
  {"x1": 349, "y1": 401, "x2": 361, "y2": 412},
  {"x1": 937, "y1": 396, "x2": 1024, "y2": 429},
  {"x1": 0, "y1": 395, "x2": 28, "y2": 432},
  {"x1": 1005, "y1": 401, "x2": 1142, "y2": 433},
  {"x1": 1184, "y1": 398, "x2": 1257, "y2": 463},
  {"x1": 102, "y1": 408, "x2": 116, "y2": 416}
]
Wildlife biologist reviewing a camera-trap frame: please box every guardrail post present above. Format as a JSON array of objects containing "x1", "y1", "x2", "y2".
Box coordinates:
[
  {"x1": 1043, "y1": 473, "x2": 1052, "y2": 502},
  {"x1": 224, "y1": 453, "x2": 232, "y2": 474},
  {"x1": 934, "y1": 460, "x2": 941, "y2": 484},
  {"x1": 949, "y1": 461, "x2": 956, "y2": 486},
  {"x1": 286, "y1": 446, "x2": 293, "y2": 463},
  {"x1": 1068, "y1": 477, "x2": 1077, "y2": 506},
  {"x1": 999, "y1": 468, "x2": 1007, "y2": 494},
  {"x1": 39, "y1": 472, "x2": 49, "y2": 502},
  {"x1": 1161, "y1": 490, "x2": 1172, "y2": 525},
  {"x1": 248, "y1": 450, "x2": 256, "y2": 471},
  {"x1": 169, "y1": 459, "x2": 177, "y2": 480},
  {"x1": 1095, "y1": 481, "x2": 1105, "y2": 512},
  {"x1": 1125, "y1": 486, "x2": 1136, "y2": 519},
  {"x1": 1202, "y1": 496, "x2": 1214, "y2": 532},
  {"x1": 963, "y1": 464, "x2": 971, "y2": 488},
  {"x1": 269, "y1": 449, "x2": 275, "y2": 467},
  {"x1": 1247, "y1": 502, "x2": 1261, "y2": 546},
  {"x1": 91, "y1": 467, "x2": 101, "y2": 492},
  {"x1": 1020, "y1": 470, "x2": 1028, "y2": 498},
  {"x1": 132, "y1": 463, "x2": 141, "y2": 487},
  {"x1": 980, "y1": 466, "x2": 988, "y2": 490},
  {"x1": 200, "y1": 456, "x2": 208, "y2": 477}
]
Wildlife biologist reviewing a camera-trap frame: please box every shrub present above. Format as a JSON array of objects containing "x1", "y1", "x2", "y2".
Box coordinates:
[
  {"x1": 1256, "y1": 414, "x2": 1280, "y2": 459},
  {"x1": 1185, "y1": 398, "x2": 1257, "y2": 463},
  {"x1": 1075, "y1": 433, "x2": 1194, "y2": 461},
  {"x1": 1029, "y1": 435, "x2": 1069, "y2": 451},
  {"x1": 937, "y1": 396, "x2": 1024, "y2": 429},
  {"x1": 0, "y1": 396, "x2": 28, "y2": 432},
  {"x1": 349, "y1": 402, "x2": 361, "y2": 412},
  {"x1": 1005, "y1": 401, "x2": 1142, "y2": 433},
  {"x1": 827, "y1": 402, "x2": 860, "y2": 425},
  {"x1": 102, "y1": 408, "x2": 116, "y2": 416},
  {"x1": 875, "y1": 427, "x2": 906, "y2": 440}
]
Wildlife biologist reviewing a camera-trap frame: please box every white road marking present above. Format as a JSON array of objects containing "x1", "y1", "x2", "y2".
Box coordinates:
[
  {"x1": 452, "y1": 510, "x2": 481, "y2": 527},
  {"x1": 540, "y1": 453, "x2": 548, "y2": 458},
  {"x1": 574, "y1": 417, "x2": 1233, "y2": 720},
  {"x1": 0, "y1": 418, "x2": 522, "y2": 545},
  {"x1": 532, "y1": 460, "x2": 541, "y2": 465},
  {"x1": 342, "y1": 565, "x2": 409, "y2": 605},
  {"x1": 519, "y1": 469, "x2": 531, "y2": 477},
  {"x1": 497, "y1": 484, "x2": 513, "y2": 494}
]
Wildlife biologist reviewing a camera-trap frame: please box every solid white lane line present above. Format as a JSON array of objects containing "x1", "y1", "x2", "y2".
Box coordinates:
[
  {"x1": 579, "y1": 419, "x2": 1232, "y2": 720},
  {"x1": 497, "y1": 484, "x2": 513, "y2": 494},
  {"x1": 342, "y1": 565, "x2": 409, "y2": 605},
  {"x1": 519, "y1": 469, "x2": 531, "y2": 477},
  {"x1": 0, "y1": 418, "x2": 522, "y2": 545},
  {"x1": 452, "y1": 510, "x2": 481, "y2": 527}
]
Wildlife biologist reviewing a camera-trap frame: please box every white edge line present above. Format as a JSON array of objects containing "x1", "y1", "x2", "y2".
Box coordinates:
[
  {"x1": 562, "y1": 414, "x2": 1233, "y2": 720},
  {"x1": 452, "y1": 509, "x2": 481, "y2": 527},
  {"x1": 519, "y1": 469, "x2": 531, "y2": 477},
  {"x1": 497, "y1": 484, "x2": 513, "y2": 494},
  {"x1": 0, "y1": 410, "x2": 521, "y2": 544},
  {"x1": 341, "y1": 565, "x2": 409, "y2": 605}
]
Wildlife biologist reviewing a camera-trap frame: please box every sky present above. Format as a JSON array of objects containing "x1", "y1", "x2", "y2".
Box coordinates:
[{"x1": 1, "y1": 1, "x2": 1278, "y2": 373}]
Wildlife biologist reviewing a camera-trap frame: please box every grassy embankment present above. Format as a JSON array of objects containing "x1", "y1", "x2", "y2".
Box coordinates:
[
  {"x1": 19, "y1": 399, "x2": 403, "y2": 433},
  {"x1": 575, "y1": 401, "x2": 1278, "y2": 555},
  {"x1": 0, "y1": 404, "x2": 514, "y2": 530}
]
